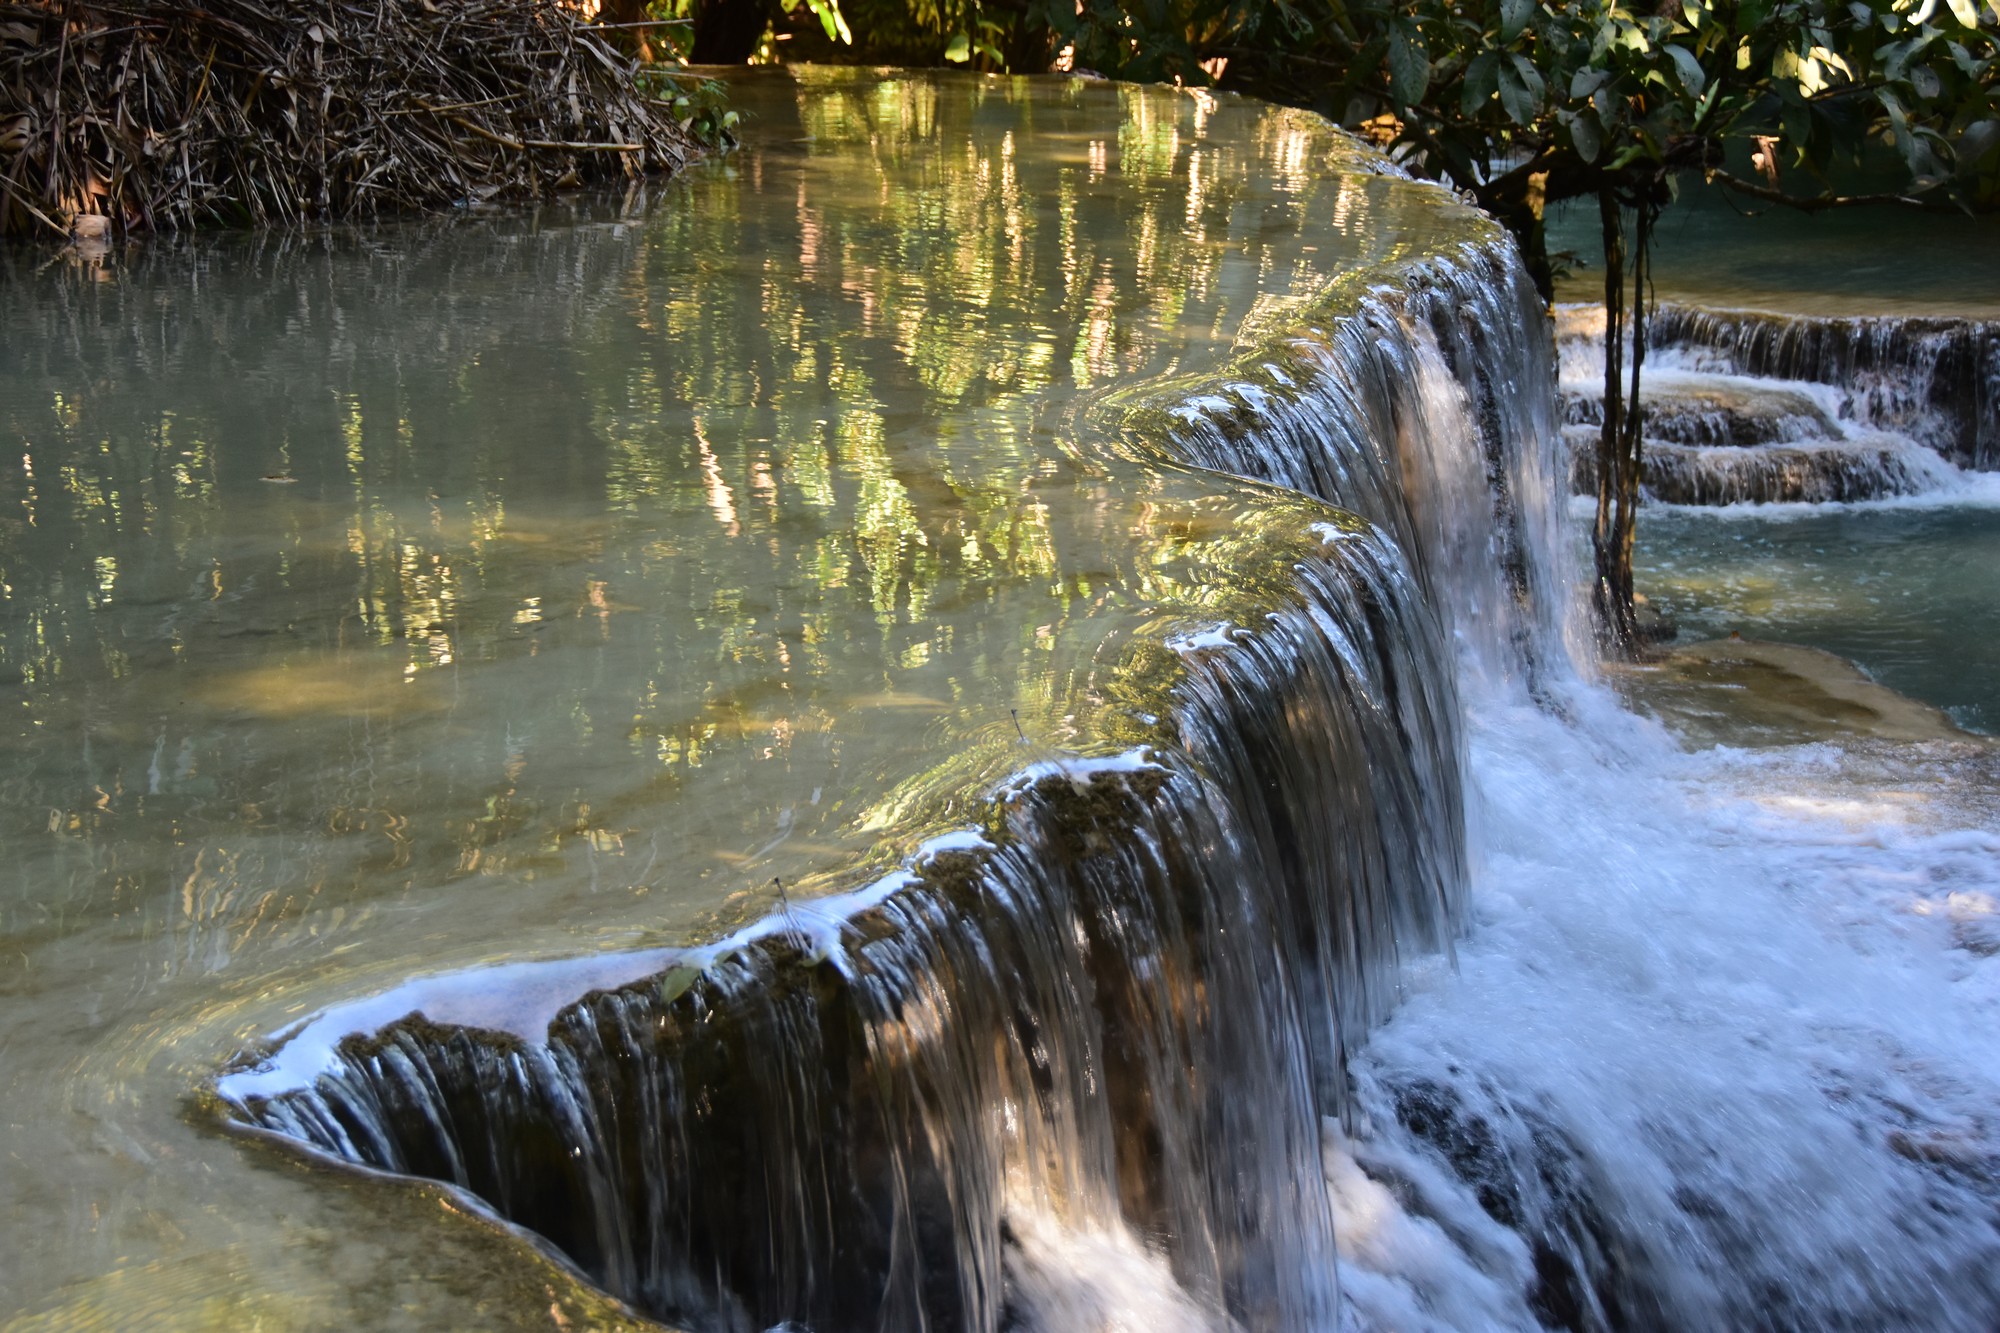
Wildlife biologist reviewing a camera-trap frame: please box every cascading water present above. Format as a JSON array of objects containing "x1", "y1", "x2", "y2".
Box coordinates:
[
  {"x1": 1555, "y1": 302, "x2": 1995, "y2": 506},
  {"x1": 1644, "y1": 304, "x2": 1999, "y2": 470},
  {"x1": 1131, "y1": 242, "x2": 1577, "y2": 695},
  {"x1": 208, "y1": 71, "x2": 1578, "y2": 1333}
]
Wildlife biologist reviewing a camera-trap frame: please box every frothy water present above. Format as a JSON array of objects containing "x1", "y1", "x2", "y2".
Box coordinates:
[
  {"x1": 1339, "y1": 302, "x2": 2000, "y2": 1328},
  {"x1": 1332, "y1": 694, "x2": 2000, "y2": 1331},
  {"x1": 1349, "y1": 293, "x2": 2000, "y2": 1330}
]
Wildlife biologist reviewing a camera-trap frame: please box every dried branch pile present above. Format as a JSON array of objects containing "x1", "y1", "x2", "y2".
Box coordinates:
[{"x1": 0, "y1": 0, "x2": 702, "y2": 238}]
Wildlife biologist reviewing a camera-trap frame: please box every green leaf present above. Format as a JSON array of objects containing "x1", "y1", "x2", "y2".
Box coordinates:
[
  {"x1": 805, "y1": 0, "x2": 852, "y2": 44},
  {"x1": 1463, "y1": 50, "x2": 1502, "y2": 114},
  {"x1": 1666, "y1": 43, "x2": 1706, "y2": 95},
  {"x1": 944, "y1": 31, "x2": 971, "y2": 61},
  {"x1": 1878, "y1": 37, "x2": 1919, "y2": 81},
  {"x1": 1387, "y1": 27, "x2": 1432, "y2": 103},
  {"x1": 1567, "y1": 107, "x2": 1604, "y2": 160},
  {"x1": 1692, "y1": 78, "x2": 1718, "y2": 125},
  {"x1": 1509, "y1": 52, "x2": 1546, "y2": 103},
  {"x1": 1570, "y1": 66, "x2": 1611, "y2": 98},
  {"x1": 657, "y1": 964, "x2": 702, "y2": 1007},
  {"x1": 1959, "y1": 119, "x2": 2000, "y2": 170},
  {"x1": 1781, "y1": 98, "x2": 1812, "y2": 149},
  {"x1": 1501, "y1": 0, "x2": 1536, "y2": 44},
  {"x1": 1497, "y1": 59, "x2": 1536, "y2": 124},
  {"x1": 1945, "y1": 0, "x2": 1979, "y2": 27},
  {"x1": 1881, "y1": 88, "x2": 1917, "y2": 164}
]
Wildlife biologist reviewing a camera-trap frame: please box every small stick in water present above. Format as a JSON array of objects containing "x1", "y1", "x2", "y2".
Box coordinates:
[
  {"x1": 1010, "y1": 708, "x2": 1028, "y2": 743},
  {"x1": 772, "y1": 875, "x2": 805, "y2": 945}
]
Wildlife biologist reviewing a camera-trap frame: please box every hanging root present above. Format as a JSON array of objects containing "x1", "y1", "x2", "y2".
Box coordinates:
[{"x1": 0, "y1": 0, "x2": 704, "y2": 238}]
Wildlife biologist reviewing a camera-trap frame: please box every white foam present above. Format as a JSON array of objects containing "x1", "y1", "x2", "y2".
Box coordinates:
[
  {"x1": 220, "y1": 829, "x2": 995, "y2": 1103},
  {"x1": 1334, "y1": 680, "x2": 2000, "y2": 1327},
  {"x1": 1166, "y1": 623, "x2": 1245, "y2": 653},
  {"x1": 217, "y1": 947, "x2": 680, "y2": 1101},
  {"x1": 1003, "y1": 1207, "x2": 1229, "y2": 1333}
]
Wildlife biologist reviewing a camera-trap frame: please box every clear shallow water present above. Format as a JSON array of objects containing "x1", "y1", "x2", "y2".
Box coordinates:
[
  {"x1": 1636, "y1": 503, "x2": 2000, "y2": 733},
  {"x1": 0, "y1": 69, "x2": 1481, "y2": 1328}
]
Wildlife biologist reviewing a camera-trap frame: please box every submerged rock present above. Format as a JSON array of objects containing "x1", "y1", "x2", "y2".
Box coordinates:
[{"x1": 1609, "y1": 637, "x2": 1970, "y2": 748}]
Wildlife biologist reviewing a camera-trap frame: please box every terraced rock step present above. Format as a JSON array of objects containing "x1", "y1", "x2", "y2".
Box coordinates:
[
  {"x1": 1560, "y1": 372, "x2": 1836, "y2": 446},
  {"x1": 1565, "y1": 427, "x2": 1951, "y2": 506},
  {"x1": 1556, "y1": 302, "x2": 1998, "y2": 506}
]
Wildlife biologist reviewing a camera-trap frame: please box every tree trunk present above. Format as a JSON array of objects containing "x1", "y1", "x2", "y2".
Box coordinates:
[
  {"x1": 691, "y1": 0, "x2": 774, "y2": 63},
  {"x1": 600, "y1": 0, "x2": 659, "y2": 61},
  {"x1": 1591, "y1": 187, "x2": 1644, "y2": 651}
]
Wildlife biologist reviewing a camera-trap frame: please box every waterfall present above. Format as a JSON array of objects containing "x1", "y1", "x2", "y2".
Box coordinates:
[
  {"x1": 1644, "y1": 305, "x2": 1999, "y2": 471},
  {"x1": 1141, "y1": 242, "x2": 1577, "y2": 696},
  {"x1": 220, "y1": 224, "x2": 1573, "y2": 1328},
  {"x1": 1554, "y1": 302, "x2": 1996, "y2": 506}
]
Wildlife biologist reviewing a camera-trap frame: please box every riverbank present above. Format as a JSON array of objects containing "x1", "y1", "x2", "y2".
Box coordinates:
[{"x1": 0, "y1": 0, "x2": 701, "y2": 239}]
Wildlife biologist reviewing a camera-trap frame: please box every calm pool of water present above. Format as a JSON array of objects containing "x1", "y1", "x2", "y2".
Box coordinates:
[
  {"x1": 1637, "y1": 503, "x2": 2000, "y2": 734},
  {"x1": 1549, "y1": 181, "x2": 2000, "y2": 318}
]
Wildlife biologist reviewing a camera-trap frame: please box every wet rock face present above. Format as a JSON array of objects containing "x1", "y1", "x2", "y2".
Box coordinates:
[
  {"x1": 1644, "y1": 306, "x2": 2000, "y2": 472},
  {"x1": 1564, "y1": 429, "x2": 1947, "y2": 506},
  {"x1": 1381, "y1": 1078, "x2": 1671, "y2": 1333},
  {"x1": 1560, "y1": 382, "x2": 1836, "y2": 448}
]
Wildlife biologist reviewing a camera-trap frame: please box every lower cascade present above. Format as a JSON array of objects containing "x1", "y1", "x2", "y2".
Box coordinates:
[
  {"x1": 1556, "y1": 302, "x2": 1998, "y2": 506},
  {"x1": 190, "y1": 74, "x2": 2000, "y2": 1333}
]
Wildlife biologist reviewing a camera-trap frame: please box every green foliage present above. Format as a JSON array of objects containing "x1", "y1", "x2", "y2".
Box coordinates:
[
  {"x1": 638, "y1": 72, "x2": 743, "y2": 148},
  {"x1": 1043, "y1": 0, "x2": 1997, "y2": 218},
  {"x1": 753, "y1": 0, "x2": 1994, "y2": 646}
]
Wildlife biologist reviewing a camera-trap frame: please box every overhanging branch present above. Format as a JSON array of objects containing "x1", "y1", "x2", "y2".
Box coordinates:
[{"x1": 1705, "y1": 168, "x2": 1990, "y2": 215}]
